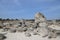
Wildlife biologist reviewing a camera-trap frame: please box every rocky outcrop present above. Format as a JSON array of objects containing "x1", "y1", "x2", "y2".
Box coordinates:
[
  {"x1": 0, "y1": 33, "x2": 6, "y2": 40},
  {"x1": 34, "y1": 12, "x2": 49, "y2": 37},
  {"x1": 0, "y1": 12, "x2": 60, "y2": 39}
]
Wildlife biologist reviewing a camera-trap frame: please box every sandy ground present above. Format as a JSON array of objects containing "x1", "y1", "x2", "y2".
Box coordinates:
[{"x1": 4, "y1": 32, "x2": 60, "y2": 40}]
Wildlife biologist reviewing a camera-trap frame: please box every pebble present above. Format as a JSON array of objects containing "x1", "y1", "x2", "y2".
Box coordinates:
[{"x1": 25, "y1": 32, "x2": 31, "y2": 37}]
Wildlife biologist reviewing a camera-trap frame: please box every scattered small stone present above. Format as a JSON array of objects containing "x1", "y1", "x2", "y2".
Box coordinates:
[
  {"x1": 0, "y1": 12, "x2": 60, "y2": 38},
  {"x1": 0, "y1": 34, "x2": 6, "y2": 40},
  {"x1": 25, "y1": 32, "x2": 31, "y2": 37},
  {"x1": 33, "y1": 32, "x2": 38, "y2": 35},
  {"x1": 27, "y1": 27, "x2": 34, "y2": 32},
  {"x1": 8, "y1": 28, "x2": 16, "y2": 33},
  {"x1": 22, "y1": 27, "x2": 27, "y2": 32}
]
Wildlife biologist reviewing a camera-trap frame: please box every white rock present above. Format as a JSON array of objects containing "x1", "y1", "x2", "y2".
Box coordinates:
[
  {"x1": 8, "y1": 28, "x2": 16, "y2": 33},
  {"x1": 25, "y1": 32, "x2": 31, "y2": 37},
  {"x1": 37, "y1": 28, "x2": 48, "y2": 37},
  {"x1": 35, "y1": 12, "x2": 46, "y2": 23}
]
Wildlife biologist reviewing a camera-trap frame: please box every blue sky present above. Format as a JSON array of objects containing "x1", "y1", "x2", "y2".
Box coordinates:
[{"x1": 0, "y1": 0, "x2": 60, "y2": 20}]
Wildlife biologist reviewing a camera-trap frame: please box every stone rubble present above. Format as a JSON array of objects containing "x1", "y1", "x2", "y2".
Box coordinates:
[
  {"x1": 0, "y1": 33, "x2": 6, "y2": 40},
  {"x1": 0, "y1": 12, "x2": 60, "y2": 39}
]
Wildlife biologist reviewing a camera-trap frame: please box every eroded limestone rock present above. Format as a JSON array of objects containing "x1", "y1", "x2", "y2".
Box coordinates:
[
  {"x1": 34, "y1": 12, "x2": 49, "y2": 37},
  {"x1": 48, "y1": 24, "x2": 60, "y2": 38},
  {"x1": 35, "y1": 12, "x2": 46, "y2": 23},
  {"x1": 8, "y1": 27, "x2": 16, "y2": 33},
  {"x1": 0, "y1": 33, "x2": 6, "y2": 40},
  {"x1": 25, "y1": 31, "x2": 31, "y2": 37},
  {"x1": 0, "y1": 12, "x2": 60, "y2": 39}
]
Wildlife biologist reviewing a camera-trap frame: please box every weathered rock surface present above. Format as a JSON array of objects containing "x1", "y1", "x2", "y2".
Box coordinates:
[
  {"x1": 34, "y1": 12, "x2": 49, "y2": 37},
  {"x1": 0, "y1": 34, "x2": 6, "y2": 40},
  {"x1": 0, "y1": 12, "x2": 60, "y2": 39},
  {"x1": 48, "y1": 24, "x2": 60, "y2": 38},
  {"x1": 25, "y1": 32, "x2": 31, "y2": 37}
]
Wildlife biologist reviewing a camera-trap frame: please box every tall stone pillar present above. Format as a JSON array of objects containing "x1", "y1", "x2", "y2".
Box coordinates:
[{"x1": 34, "y1": 12, "x2": 49, "y2": 37}]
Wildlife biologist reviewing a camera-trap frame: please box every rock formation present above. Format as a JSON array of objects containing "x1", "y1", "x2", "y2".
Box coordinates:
[
  {"x1": 34, "y1": 12, "x2": 49, "y2": 37},
  {"x1": 0, "y1": 12, "x2": 60, "y2": 39},
  {"x1": 0, "y1": 33, "x2": 6, "y2": 40}
]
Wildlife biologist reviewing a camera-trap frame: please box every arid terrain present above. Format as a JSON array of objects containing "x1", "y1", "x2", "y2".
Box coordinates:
[{"x1": 0, "y1": 12, "x2": 60, "y2": 40}]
